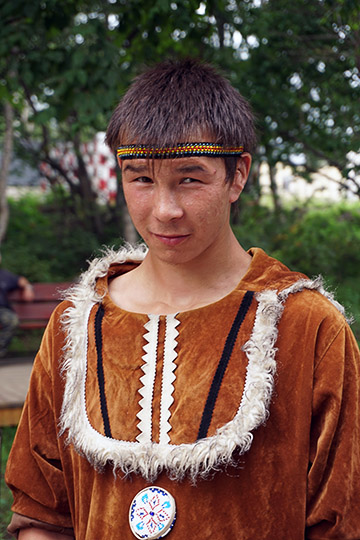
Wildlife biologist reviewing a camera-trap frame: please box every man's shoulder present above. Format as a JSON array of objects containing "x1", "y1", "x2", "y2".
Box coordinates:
[
  {"x1": 281, "y1": 284, "x2": 347, "y2": 326},
  {"x1": 247, "y1": 247, "x2": 348, "y2": 325},
  {"x1": 244, "y1": 247, "x2": 309, "y2": 292},
  {"x1": 63, "y1": 244, "x2": 147, "y2": 301}
]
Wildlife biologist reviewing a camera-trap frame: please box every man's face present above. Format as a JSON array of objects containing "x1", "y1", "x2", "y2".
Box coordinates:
[{"x1": 120, "y1": 155, "x2": 248, "y2": 266}]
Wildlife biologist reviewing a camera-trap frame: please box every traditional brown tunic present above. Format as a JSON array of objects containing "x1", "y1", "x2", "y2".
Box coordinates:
[{"x1": 6, "y1": 247, "x2": 360, "y2": 539}]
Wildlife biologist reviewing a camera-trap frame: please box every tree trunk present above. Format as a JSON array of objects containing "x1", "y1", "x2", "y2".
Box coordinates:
[
  {"x1": 0, "y1": 102, "x2": 14, "y2": 244},
  {"x1": 73, "y1": 135, "x2": 104, "y2": 237},
  {"x1": 268, "y1": 163, "x2": 281, "y2": 214}
]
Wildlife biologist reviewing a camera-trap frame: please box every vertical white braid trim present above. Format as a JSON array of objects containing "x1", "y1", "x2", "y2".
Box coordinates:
[
  {"x1": 159, "y1": 315, "x2": 180, "y2": 445},
  {"x1": 136, "y1": 315, "x2": 160, "y2": 444}
]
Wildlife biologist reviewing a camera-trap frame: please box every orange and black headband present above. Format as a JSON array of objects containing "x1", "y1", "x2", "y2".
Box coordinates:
[{"x1": 117, "y1": 142, "x2": 244, "y2": 160}]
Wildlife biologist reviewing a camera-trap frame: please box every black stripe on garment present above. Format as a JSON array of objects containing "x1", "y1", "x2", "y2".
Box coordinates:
[
  {"x1": 94, "y1": 304, "x2": 112, "y2": 438},
  {"x1": 197, "y1": 290, "x2": 254, "y2": 441}
]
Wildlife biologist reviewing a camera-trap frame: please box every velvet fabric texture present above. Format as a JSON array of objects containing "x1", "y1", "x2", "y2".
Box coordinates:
[{"x1": 5, "y1": 248, "x2": 360, "y2": 539}]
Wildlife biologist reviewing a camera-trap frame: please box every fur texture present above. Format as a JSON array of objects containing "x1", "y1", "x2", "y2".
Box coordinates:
[{"x1": 59, "y1": 246, "x2": 346, "y2": 482}]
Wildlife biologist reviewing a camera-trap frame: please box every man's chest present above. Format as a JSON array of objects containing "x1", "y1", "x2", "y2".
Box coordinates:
[{"x1": 85, "y1": 295, "x2": 256, "y2": 446}]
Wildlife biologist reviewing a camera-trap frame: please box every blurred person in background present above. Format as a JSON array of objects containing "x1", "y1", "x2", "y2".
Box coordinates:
[{"x1": 0, "y1": 252, "x2": 34, "y2": 357}]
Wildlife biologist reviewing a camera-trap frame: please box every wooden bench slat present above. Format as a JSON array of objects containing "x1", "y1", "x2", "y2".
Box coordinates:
[
  {"x1": 5, "y1": 282, "x2": 72, "y2": 330},
  {"x1": 12, "y1": 302, "x2": 59, "y2": 319},
  {"x1": 18, "y1": 322, "x2": 53, "y2": 330},
  {"x1": 9, "y1": 282, "x2": 71, "y2": 302}
]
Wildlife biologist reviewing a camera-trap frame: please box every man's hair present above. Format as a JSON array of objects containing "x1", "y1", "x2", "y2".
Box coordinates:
[{"x1": 106, "y1": 58, "x2": 256, "y2": 181}]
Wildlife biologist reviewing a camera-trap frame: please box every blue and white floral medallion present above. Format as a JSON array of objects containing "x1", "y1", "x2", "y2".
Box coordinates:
[{"x1": 129, "y1": 486, "x2": 176, "y2": 539}]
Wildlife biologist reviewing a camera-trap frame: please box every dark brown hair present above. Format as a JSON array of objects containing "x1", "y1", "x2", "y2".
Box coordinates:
[{"x1": 106, "y1": 58, "x2": 256, "y2": 181}]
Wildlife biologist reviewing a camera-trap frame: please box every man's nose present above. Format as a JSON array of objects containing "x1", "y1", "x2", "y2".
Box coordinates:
[{"x1": 152, "y1": 188, "x2": 184, "y2": 222}]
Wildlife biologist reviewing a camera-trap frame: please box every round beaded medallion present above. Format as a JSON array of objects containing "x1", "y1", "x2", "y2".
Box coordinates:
[{"x1": 129, "y1": 486, "x2": 176, "y2": 539}]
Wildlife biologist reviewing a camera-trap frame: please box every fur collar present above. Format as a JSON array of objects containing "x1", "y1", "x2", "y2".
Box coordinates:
[{"x1": 59, "y1": 245, "x2": 346, "y2": 482}]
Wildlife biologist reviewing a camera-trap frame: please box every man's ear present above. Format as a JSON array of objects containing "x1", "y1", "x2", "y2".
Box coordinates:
[
  {"x1": 117, "y1": 156, "x2": 122, "y2": 169},
  {"x1": 229, "y1": 153, "x2": 252, "y2": 203}
]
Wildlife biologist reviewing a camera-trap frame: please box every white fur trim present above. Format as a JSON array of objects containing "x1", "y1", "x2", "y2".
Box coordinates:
[
  {"x1": 59, "y1": 246, "x2": 347, "y2": 482},
  {"x1": 159, "y1": 315, "x2": 180, "y2": 445},
  {"x1": 136, "y1": 315, "x2": 160, "y2": 444},
  {"x1": 278, "y1": 275, "x2": 351, "y2": 321},
  {"x1": 59, "y1": 248, "x2": 282, "y2": 482}
]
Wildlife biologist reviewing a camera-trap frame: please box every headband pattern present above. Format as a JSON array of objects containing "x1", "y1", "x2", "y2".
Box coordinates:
[{"x1": 117, "y1": 142, "x2": 244, "y2": 159}]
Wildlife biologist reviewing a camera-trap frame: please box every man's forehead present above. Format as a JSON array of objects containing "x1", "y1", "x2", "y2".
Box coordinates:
[{"x1": 121, "y1": 156, "x2": 220, "y2": 174}]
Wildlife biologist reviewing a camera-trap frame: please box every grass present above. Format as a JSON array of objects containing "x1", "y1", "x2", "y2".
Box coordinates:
[
  {"x1": 0, "y1": 427, "x2": 16, "y2": 539},
  {"x1": 7, "y1": 329, "x2": 44, "y2": 356}
]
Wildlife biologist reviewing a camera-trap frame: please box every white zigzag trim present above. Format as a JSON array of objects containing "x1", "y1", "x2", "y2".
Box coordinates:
[
  {"x1": 159, "y1": 315, "x2": 180, "y2": 445},
  {"x1": 136, "y1": 315, "x2": 160, "y2": 444},
  {"x1": 59, "y1": 246, "x2": 347, "y2": 482}
]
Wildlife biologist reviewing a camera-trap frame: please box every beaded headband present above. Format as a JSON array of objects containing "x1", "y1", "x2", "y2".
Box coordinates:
[{"x1": 117, "y1": 142, "x2": 244, "y2": 160}]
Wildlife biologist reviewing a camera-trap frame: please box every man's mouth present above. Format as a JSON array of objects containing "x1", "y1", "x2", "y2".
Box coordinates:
[{"x1": 152, "y1": 233, "x2": 190, "y2": 246}]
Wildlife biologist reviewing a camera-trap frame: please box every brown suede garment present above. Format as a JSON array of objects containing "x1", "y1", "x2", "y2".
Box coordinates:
[{"x1": 5, "y1": 248, "x2": 360, "y2": 539}]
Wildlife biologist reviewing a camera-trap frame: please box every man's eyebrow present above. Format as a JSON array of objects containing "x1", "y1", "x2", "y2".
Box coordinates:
[
  {"x1": 174, "y1": 164, "x2": 209, "y2": 173},
  {"x1": 122, "y1": 163, "x2": 149, "y2": 173}
]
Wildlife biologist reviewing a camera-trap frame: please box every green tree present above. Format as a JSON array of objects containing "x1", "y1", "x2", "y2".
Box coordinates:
[
  {"x1": 0, "y1": 0, "x2": 214, "y2": 237},
  {"x1": 232, "y1": 0, "x2": 360, "y2": 199},
  {"x1": 0, "y1": 0, "x2": 359, "y2": 237}
]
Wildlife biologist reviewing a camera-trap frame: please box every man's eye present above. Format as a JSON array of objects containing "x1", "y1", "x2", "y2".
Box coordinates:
[
  {"x1": 182, "y1": 177, "x2": 199, "y2": 184},
  {"x1": 134, "y1": 176, "x2": 152, "y2": 183}
]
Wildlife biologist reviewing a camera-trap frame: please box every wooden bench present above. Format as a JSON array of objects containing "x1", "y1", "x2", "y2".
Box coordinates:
[
  {"x1": 0, "y1": 282, "x2": 71, "y2": 427},
  {"x1": 8, "y1": 282, "x2": 71, "y2": 330}
]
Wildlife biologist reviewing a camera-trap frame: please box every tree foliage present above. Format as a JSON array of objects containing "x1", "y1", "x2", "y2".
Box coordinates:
[
  {"x1": 0, "y1": 0, "x2": 359, "y2": 236},
  {"x1": 235, "y1": 0, "x2": 360, "y2": 194}
]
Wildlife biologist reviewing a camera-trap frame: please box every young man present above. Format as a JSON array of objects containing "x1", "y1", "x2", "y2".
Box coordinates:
[{"x1": 6, "y1": 59, "x2": 360, "y2": 539}]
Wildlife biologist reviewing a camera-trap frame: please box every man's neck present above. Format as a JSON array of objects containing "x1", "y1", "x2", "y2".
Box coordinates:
[{"x1": 110, "y1": 231, "x2": 252, "y2": 314}]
